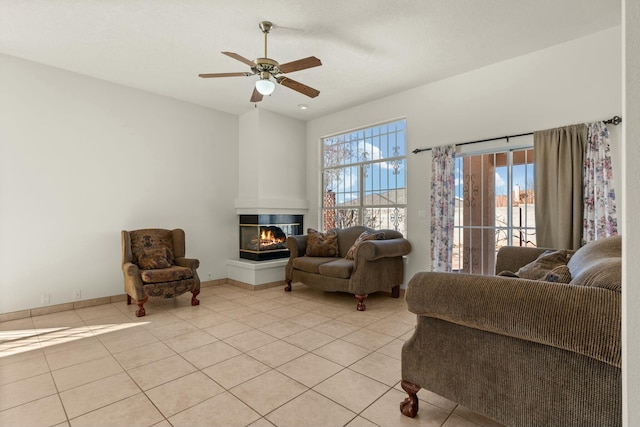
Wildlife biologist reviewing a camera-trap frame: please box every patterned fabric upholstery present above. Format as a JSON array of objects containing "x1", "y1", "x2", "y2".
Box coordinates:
[
  {"x1": 129, "y1": 229, "x2": 174, "y2": 267},
  {"x1": 140, "y1": 265, "x2": 193, "y2": 284}
]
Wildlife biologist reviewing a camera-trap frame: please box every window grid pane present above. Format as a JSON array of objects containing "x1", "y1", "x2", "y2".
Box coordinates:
[{"x1": 322, "y1": 120, "x2": 407, "y2": 235}]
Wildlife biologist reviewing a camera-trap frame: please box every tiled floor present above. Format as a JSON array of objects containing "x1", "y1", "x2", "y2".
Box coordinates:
[{"x1": 0, "y1": 283, "x2": 504, "y2": 427}]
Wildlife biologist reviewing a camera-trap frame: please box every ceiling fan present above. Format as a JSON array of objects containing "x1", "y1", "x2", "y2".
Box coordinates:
[{"x1": 199, "y1": 21, "x2": 322, "y2": 103}]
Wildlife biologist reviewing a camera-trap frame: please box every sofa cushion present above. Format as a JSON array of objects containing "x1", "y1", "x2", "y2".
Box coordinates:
[
  {"x1": 140, "y1": 266, "x2": 193, "y2": 284},
  {"x1": 306, "y1": 228, "x2": 339, "y2": 257},
  {"x1": 345, "y1": 231, "x2": 385, "y2": 260},
  {"x1": 138, "y1": 247, "x2": 173, "y2": 270},
  {"x1": 570, "y1": 257, "x2": 621, "y2": 291},
  {"x1": 292, "y1": 256, "x2": 337, "y2": 274},
  {"x1": 516, "y1": 250, "x2": 572, "y2": 280},
  {"x1": 567, "y1": 235, "x2": 621, "y2": 279},
  {"x1": 318, "y1": 258, "x2": 355, "y2": 279},
  {"x1": 541, "y1": 265, "x2": 572, "y2": 283}
]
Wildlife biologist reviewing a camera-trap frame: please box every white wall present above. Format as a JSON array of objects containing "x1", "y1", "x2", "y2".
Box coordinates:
[
  {"x1": 236, "y1": 108, "x2": 307, "y2": 213},
  {"x1": 623, "y1": 0, "x2": 640, "y2": 423},
  {"x1": 306, "y1": 27, "x2": 622, "y2": 284},
  {"x1": 0, "y1": 54, "x2": 239, "y2": 313}
]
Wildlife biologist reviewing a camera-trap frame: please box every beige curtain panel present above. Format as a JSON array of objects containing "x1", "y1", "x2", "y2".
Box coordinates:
[{"x1": 534, "y1": 124, "x2": 587, "y2": 250}]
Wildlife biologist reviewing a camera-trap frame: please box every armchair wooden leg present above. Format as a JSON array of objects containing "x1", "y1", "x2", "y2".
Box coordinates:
[
  {"x1": 400, "y1": 380, "x2": 421, "y2": 418},
  {"x1": 135, "y1": 297, "x2": 148, "y2": 317},
  {"x1": 191, "y1": 289, "x2": 200, "y2": 306},
  {"x1": 355, "y1": 294, "x2": 368, "y2": 311},
  {"x1": 127, "y1": 295, "x2": 132, "y2": 305},
  {"x1": 391, "y1": 285, "x2": 400, "y2": 298},
  {"x1": 284, "y1": 279, "x2": 292, "y2": 292}
]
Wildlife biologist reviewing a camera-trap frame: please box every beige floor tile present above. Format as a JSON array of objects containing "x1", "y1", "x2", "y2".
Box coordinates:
[
  {"x1": 277, "y1": 353, "x2": 343, "y2": 388},
  {"x1": 185, "y1": 311, "x2": 232, "y2": 329},
  {"x1": 283, "y1": 329, "x2": 335, "y2": 351},
  {"x1": 201, "y1": 299, "x2": 244, "y2": 312},
  {"x1": 170, "y1": 304, "x2": 214, "y2": 320},
  {"x1": 147, "y1": 320, "x2": 199, "y2": 341},
  {"x1": 366, "y1": 319, "x2": 415, "y2": 338},
  {"x1": 345, "y1": 416, "x2": 379, "y2": 427},
  {"x1": 218, "y1": 305, "x2": 260, "y2": 320},
  {"x1": 163, "y1": 329, "x2": 218, "y2": 353},
  {"x1": 96, "y1": 325, "x2": 158, "y2": 353},
  {"x1": 202, "y1": 354, "x2": 271, "y2": 389},
  {"x1": 257, "y1": 320, "x2": 308, "y2": 339},
  {"x1": 248, "y1": 417, "x2": 277, "y2": 427},
  {"x1": 376, "y1": 338, "x2": 404, "y2": 360},
  {"x1": 75, "y1": 304, "x2": 124, "y2": 322},
  {"x1": 224, "y1": 329, "x2": 277, "y2": 353},
  {"x1": 342, "y1": 328, "x2": 395, "y2": 351},
  {"x1": 44, "y1": 339, "x2": 110, "y2": 371},
  {"x1": 127, "y1": 354, "x2": 197, "y2": 390},
  {"x1": 112, "y1": 341, "x2": 176, "y2": 370},
  {"x1": 0, "y1": 394, "x2": 66, "y2": 427},
  {"x1": 0, "y1": 317, "x2": 35, "y2": 333},
  {"x1": 246, "y1": 340, "x2": 307, "y2": 368},
  {"x1": 145, "y1": 371, "x2": 225, "y2": 417},
  {"x1": 168, "y1": 391, "x2": 260, "y2": 427},
  {"x1": 247, "y1": 299, "x2": 283, "y2": 313},
  {"x1": 52, "y1": 355, "x2": 123, "y2": 391},
  {"x1": 59, "y1": 372, "x2": 140, "y2": 419},
  {"x1": 361, "y1": 388, "x2": 450, "y2": 427},
  {"x1": 350, "y1": 352, "x2": 402, "y2": 386},
  {"x1": 337, "y1": 311, "x2": 381, "y2": 328},
  {"x1": 312, "y1": 339, "x2": 372, "y2": 367},
  {"x1": 230, "y1": 370, "x2": 307, "y2": 415},
  {"x1": 204, "y1": 320, "x2": 253, "y2": 339},
  {"x1": 31, "y1": 311, "x2": 85, "y2": 329},
  {"x1": 265, "y1": 305, "x2": 307, "y2": 319},
  {"x1": 414, "y1": 389, "x2": 458, "y2": 412},
  {"x1": 314, "y1": 369, "x2": 389, "y2": 413},
  {"x1": 265, "y1": 390, "x2": 356, "y2": 427},
  {"x1": 0, "y1": 347, "x2": 44, "y2": 367},
  {"x1": 234, "y1": 295, "x2": 265, "y2": 306},
  {"x1": 0, "y1": 352, "x2": 49, "y2": 385},
  {"x1": 312, "y1": 319, "x2": 361, "y2": 338},
  {"x1": 238, "y1": 312, "x2": 281, "y2": 328},
  {"x1": 68, "y1": 392, "x2": 164, "y2": 427},
  {"x1": 181, "y1": 340, "x2": 242, "y2": 369},
  {"x1": 0, "y1": 372, "x2": 57, "y2": 411},
  {"x1": 288, "y1": 312, "x2": 332, "y2": 328}
]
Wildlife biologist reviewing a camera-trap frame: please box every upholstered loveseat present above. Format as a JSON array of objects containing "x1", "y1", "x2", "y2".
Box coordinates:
[
  {"x1": 284, "y1": 226, "x2": 412, "y2": 310},
  {"x1": 400, "y1": 235, "x2": 621, "y2": 427}
]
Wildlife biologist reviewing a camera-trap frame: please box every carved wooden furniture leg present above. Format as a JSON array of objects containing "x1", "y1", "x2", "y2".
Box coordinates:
[
  {"x1": 355, "y1": 294, "x2": 368, "y2": 311},
  {"x1": 400, "y1": 380, "x2": 421, "y2": 418},
  {"x1": 284, "y1": 279, "x2": 292, "y2": 292},
  {"x1": 127, "y1": 295, "x2": 132, "y2": 305},
  {"x1": 391, "y1": 285, "x2": 400, "y2": 298},
  {"x1": 191, "y1": 289, "x2": 200, "y2": 306},
  {"x1": 135, "y1": 297, "x2": 148, "y2": 317}
]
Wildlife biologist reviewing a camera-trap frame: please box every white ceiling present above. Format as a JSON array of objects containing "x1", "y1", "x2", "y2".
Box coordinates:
[{"x1": 0, "y1": 0, "x2": 621, "y2": 120}]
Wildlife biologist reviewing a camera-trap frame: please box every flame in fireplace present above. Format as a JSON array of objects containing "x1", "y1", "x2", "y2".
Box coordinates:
[{"x1": 260, "y1": 228, "x2": 286, "y2": 245}]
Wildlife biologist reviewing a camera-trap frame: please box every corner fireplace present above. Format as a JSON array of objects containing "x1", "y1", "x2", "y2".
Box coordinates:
[{"x1": 239, "y1": 214, "x2": 303, "y2": 261}]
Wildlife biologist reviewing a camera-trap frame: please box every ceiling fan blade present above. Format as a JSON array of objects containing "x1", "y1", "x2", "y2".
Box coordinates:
[
  {"x1": 278, "y1": 56, "x2": 322, "y2": 74},
  {"x1": 250, "y1": 87, "x2": 263, "y2": 103},
  {"x1": 222, "y1": 51, "x2": 256, "y2": 67},
  {"x1": 199, "y1": 72, "x2": 253, "y2": 78},
  {"x1": 277, "y1": 77, "x2": 320, "y2": 98}
]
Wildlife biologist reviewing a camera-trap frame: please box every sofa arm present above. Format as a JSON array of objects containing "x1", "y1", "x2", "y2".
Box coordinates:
[
  {"x1": 174, "y1": 257, "x2": 200, "y2": 269},
  {"x1": 405, "y1": 272, "x2": 621, "y2": 367},
  {"x1": 355, "y1": 238, "x2": 412, "y2": 262},
  {"x1": 285, "y1": 235, "x2": 308, "y2": 259}
]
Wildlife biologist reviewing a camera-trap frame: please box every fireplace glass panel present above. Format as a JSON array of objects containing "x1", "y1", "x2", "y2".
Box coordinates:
[{"x1": 239, "y1": 215, "x2": 303, "y2": 261}]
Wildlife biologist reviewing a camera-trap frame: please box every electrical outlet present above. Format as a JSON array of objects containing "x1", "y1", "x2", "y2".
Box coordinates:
[
  {"x1": 41, "y1": 294, "x2": 50, "y2": 305},
  {"x1": 73, "y1": 290, "x2": 81, "y2": 300}
]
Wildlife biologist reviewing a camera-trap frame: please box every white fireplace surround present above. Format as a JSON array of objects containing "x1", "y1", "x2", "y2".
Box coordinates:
[{"x1": 234, "y1": 198, "x2": 309, "y2": 215}]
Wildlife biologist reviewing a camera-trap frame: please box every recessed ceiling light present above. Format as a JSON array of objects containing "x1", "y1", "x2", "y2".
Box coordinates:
[{"x1": 297, "y1": 104, "x2": 309, "y2": 110}]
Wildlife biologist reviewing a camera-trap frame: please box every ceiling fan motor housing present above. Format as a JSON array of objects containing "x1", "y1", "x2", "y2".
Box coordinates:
[{"x1": 252, "y1": 57, "x2": 280, "y2": 76}]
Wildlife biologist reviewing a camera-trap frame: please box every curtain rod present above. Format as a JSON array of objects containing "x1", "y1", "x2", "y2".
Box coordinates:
[{"x1": 412, "y1": 115, "x2": 622, "y2": 154}]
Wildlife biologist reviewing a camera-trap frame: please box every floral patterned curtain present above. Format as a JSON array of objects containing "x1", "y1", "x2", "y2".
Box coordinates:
[
  {"x1": 583, "y1": 121, "x2": 618, "y2": 244},
  {"x1": 431, "y1": 145, "x2": 456, "y2": 272}
]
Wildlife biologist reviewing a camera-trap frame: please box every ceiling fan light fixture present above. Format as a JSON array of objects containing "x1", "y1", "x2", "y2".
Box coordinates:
[{"x1": 255, "y1": 77, "x2": 275, "y2": 96}]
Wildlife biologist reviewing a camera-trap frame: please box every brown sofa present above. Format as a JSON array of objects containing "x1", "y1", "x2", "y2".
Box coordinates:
[
  {"x1": 400, "y1": 235, "x2": 621, "y2": 427},
  {"x1": 284, "y1": 226, "x2": 412, "y2": 310}
]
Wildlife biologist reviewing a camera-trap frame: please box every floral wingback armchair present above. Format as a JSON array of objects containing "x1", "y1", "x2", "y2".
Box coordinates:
[{"x1": 121, "y1": 228, "x2": 200, "y2": 317}]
